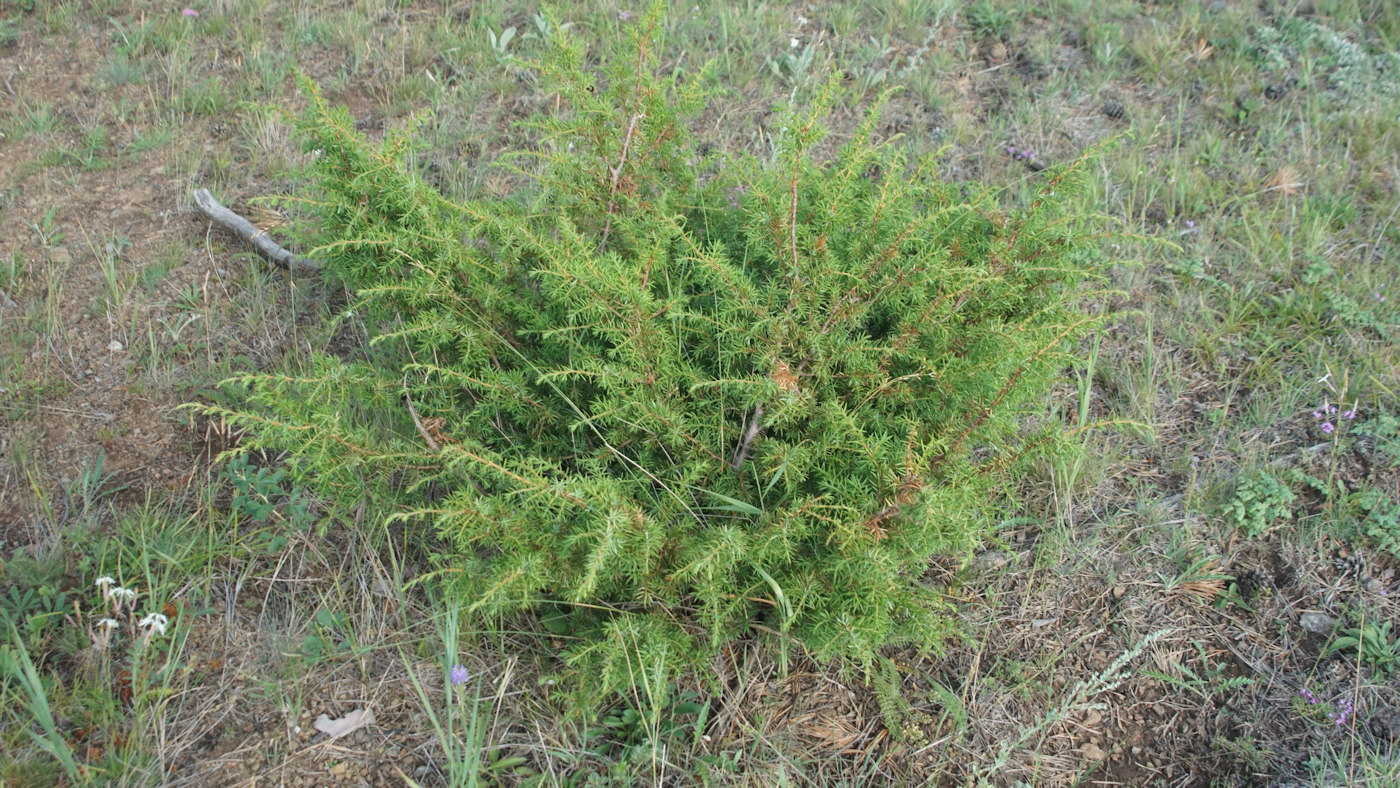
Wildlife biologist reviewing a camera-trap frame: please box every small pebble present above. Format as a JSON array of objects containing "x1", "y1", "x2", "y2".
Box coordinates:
[{"x1": 1300, "y1": 612, "x2": 1337, "y2": 634}]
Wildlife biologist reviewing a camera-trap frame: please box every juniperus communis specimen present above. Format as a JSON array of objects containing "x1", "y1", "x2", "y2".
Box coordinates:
[{"x1": 208, "y1": 9, "x2": 1105, "y2": 700}]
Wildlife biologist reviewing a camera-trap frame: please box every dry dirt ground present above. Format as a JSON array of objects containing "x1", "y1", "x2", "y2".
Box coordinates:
[{"x1": 2, "y1": 2, "x2": 1398, "y2": 786}]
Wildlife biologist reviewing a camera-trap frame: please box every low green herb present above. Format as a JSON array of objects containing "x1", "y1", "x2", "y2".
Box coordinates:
[
  {"x1": 1224, "y1": 471, "x2": 1295, "y2": 539},
  {"x1": 1328, "y1": 621, "x2": 1399, "y2": 675}
]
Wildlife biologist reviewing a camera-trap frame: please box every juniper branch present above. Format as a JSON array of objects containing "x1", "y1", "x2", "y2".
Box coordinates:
[
  {"x1": 599, "y1": 112, "x2": 645, "y2": 250},
  {"x1": 221, "y1": 32, "x2": 1107, "y2": 706}
]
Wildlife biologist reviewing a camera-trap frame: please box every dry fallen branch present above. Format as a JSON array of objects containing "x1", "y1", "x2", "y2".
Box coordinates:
[
  {"x1": 192, "y1": 188, "x2": 321, "y2": 272},
  {"x1": 729, "y1": 403, "x2": 764, "y2": 472}
]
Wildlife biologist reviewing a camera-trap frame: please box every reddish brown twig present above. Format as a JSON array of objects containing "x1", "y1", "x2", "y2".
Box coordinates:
[{"x1": 599, "y1": 113, "x2": 645, "y2": 250}]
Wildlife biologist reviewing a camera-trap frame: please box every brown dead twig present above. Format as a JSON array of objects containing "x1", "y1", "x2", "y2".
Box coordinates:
[
  {"x1": 402, "y1": 376, "x2": 441, "y2": 453},
  {"x1": 729, "y1": 403, "x2": 765, "y2": 472},
  {"x1": 192, "y1": 188, "x2": 321, "y2": 272}
]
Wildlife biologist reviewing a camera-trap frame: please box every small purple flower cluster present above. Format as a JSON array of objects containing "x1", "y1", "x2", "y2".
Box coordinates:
[
  {"x1": 1004, "y1": 145, "x2": 1037, "y2": 162},
  {"x1": 1300, "y1": 689, "x2": 1355, "y2": 726},
  {"x1": 1179, "y1": 219, "x2": 1200, "y2": 236},
  {"x1": 1329, "y1": 697, "x2": 1354, "y2": 727},
  {"x1": 1311, "y1": 402, "x2": 1357, "y2": 434},
  {"x1": 450, "y1": 664, "x2": 471, "y2": 686},
  {"x1": 1377, "y1": 293, "x2": 1388, "y2": 302}
]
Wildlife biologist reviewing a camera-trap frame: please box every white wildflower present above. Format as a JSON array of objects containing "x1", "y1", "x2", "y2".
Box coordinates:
[
  {"x1": 92, "y1": 617, "x2": 121, "y2": 650},
  {"x1": 139, "y1": 613, "x2": 169, "y2": 637}
]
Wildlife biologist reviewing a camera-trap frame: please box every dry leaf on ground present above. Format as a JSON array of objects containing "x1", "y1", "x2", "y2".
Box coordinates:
[{"x1": 313, "y1": 708, "x2": 376, "y2": 739}]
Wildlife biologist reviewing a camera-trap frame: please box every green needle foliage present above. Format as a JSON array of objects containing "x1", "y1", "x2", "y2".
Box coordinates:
[{"x1": 205, "y1": 7, "x2": 1106, "y2": 702}]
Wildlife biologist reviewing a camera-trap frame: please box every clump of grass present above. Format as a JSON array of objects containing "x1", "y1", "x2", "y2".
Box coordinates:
[
  {"x1": 963, "y1": 1, "x2": 1017, "y2": 41},
  {"x1": 4, "y1": 101, "x2": 64, "y2": 141},
  {"x1": 0, "y1": 18, "x2": 21, "y2": 49},
  {"x1": 97, "y1": 52, "x2": 145, "y2": 88},
  {"x1": 125, "y1": 120, "x2": 175, "y2": 159},
  {"x1": 1308, "y1": 739, "x2": 1400, "y2": 786}
]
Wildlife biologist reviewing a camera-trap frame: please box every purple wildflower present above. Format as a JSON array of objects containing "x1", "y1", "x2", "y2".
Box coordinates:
[
  {"x1": 1299, "y1": 688, "x2": 1319, "y2": 705},
  {"x1": 1321, "y1": 422, "x2": 1335, "y2": 434},
  {"x1": 1328, "y1": 697, "x2": 1354, "y2": 726},
  {"x1": 449, "y1": 664, "x2": 470, "y2": 686},
  {"x1": 1312, "y1": 410, "x2": 1323, "y2": 419},
  {"x1": 182, "y1": 7, "x2": 199, "y2": 16},
  {"x1": 1342, "y1": 409, "x2": 1357, "y2": 420},
  {"x1": 618, "y1": 10, "x2": 632, "y2": 20}
]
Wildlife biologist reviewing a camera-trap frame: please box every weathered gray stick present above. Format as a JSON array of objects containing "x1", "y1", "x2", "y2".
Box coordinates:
[{"x1": 192, "y1": 188, "x2": 321, "y2": 272}]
